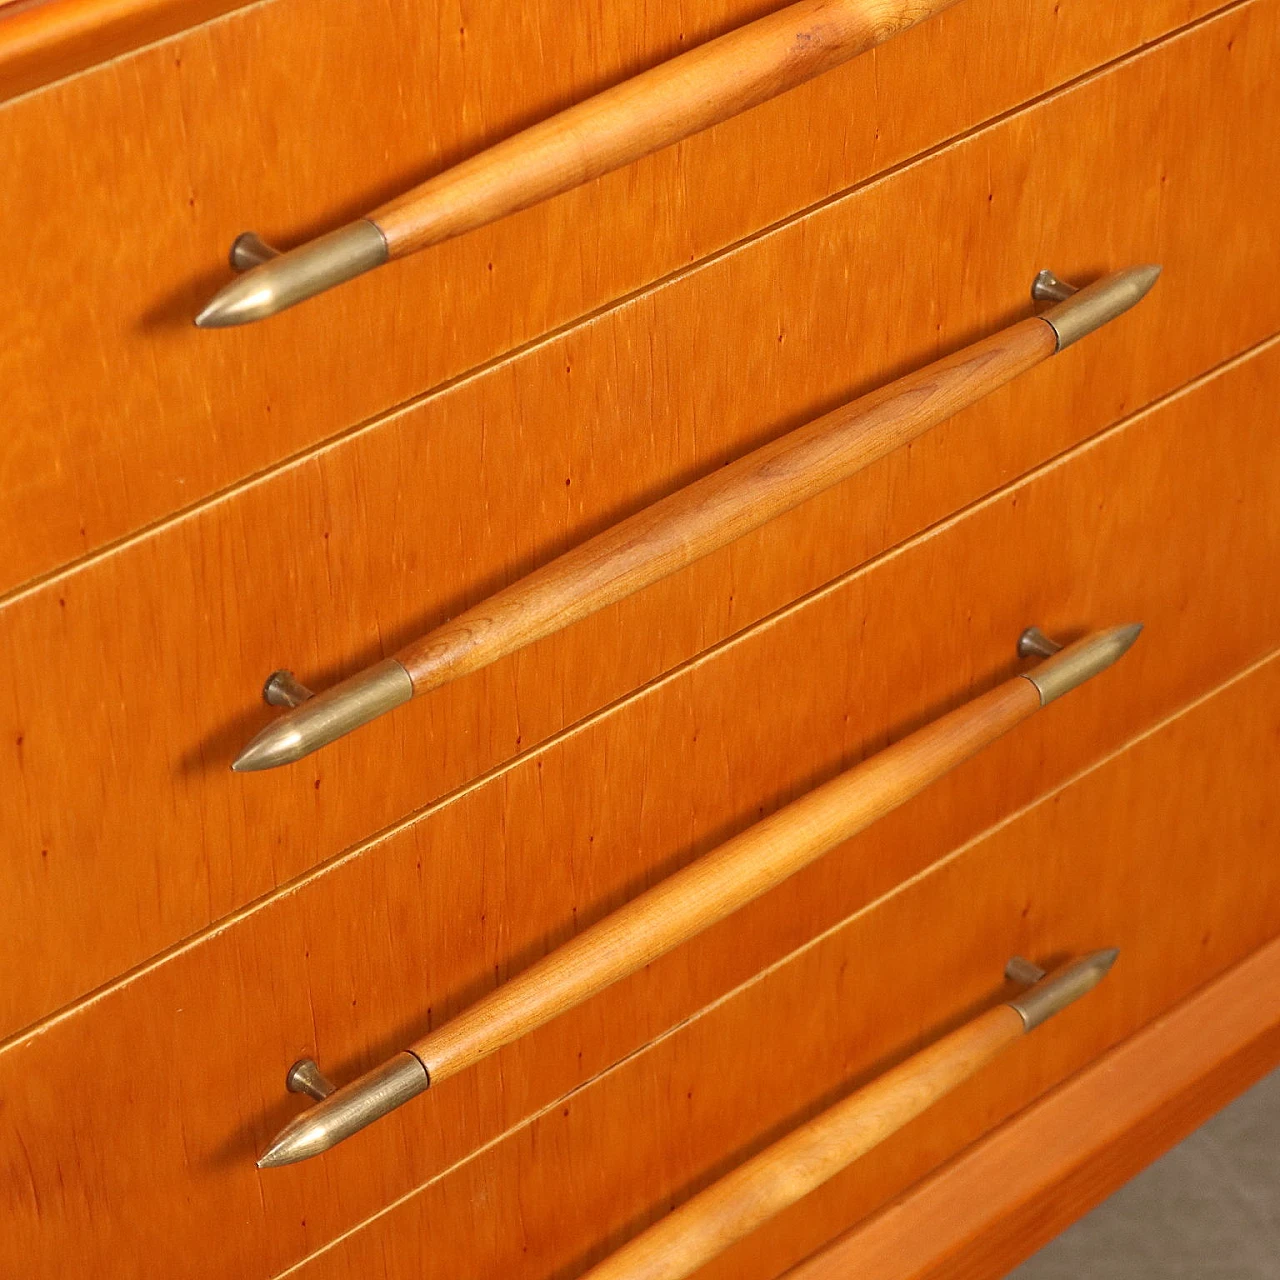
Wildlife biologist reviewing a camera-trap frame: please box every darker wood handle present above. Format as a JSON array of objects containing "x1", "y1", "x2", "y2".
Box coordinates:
[
  {"x1": 231, "y1": 313, "x2": 1059, "y2": 770},
  {"x1": 373, "y1": 0, "x2": 960, "y2": 256},
  {"x1": 398, "y1": 318, "x2": 1057, "y2": 690},
  {"x1": 411, "y1": 677, "x2": 1041, "y2": 1084}
]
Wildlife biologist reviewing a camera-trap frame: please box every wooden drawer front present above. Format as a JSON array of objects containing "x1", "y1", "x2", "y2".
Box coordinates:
[
  {"x1": 0, "y1": 0, "x2": 1229, "y2": 591},
  {"x1": 291, "y1": 651, "x2": 1280, "y2": 1280},
  {"x1": 3, "y1": 2, "x2": 1277, "y2": 1038},
  {"x1": 4, "y1": 330, "x2": 1279, "y2": 1279}
]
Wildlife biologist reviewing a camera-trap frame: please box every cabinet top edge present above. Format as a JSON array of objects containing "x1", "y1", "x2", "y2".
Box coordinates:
[{"x1": 0, "y1": 0, "x2": 256, "y2": 105}]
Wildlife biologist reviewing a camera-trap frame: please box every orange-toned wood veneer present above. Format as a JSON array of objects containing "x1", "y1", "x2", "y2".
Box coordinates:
[
  {"x1": 2, "y1": 6, "x2": 1276, "y2": 1035},
  {"x1": 1, "y1": 338, "x2": 1278, "y2": 1280},
  {"x1": 1, "y1": 1, "x2": 1274, "y2": 1277},
  {"x1": 0, "y1": 0, "x2": 1228, "y2": 589}
]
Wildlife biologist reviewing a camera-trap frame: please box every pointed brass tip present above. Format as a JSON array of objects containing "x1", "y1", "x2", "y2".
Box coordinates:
[
  {"x1": 257, "y1": 1053, "x2": 429, "y2": 1169},
  {"x1": 231, "y1": 659, "x2": 414, "y2": 772},
  {"x1": 194, "y1": 278, "x2": 278, "y2": 329},
  {"x1": 1041, "y1": 263, "x2": 1162, "y2": 351},
  {"x1": 1008, "y1": 947, "x2": 1120, "y2": 1032},
  {"x1": 232, "y1": 724, "x2": 308, "y2": 772},
  {"x1": 1022, "y1": 622, "x2": 1143, "y2": 707},
  {"x1": 256, "y1": 1117, "x2": 333, "y2": 1168},
  {"x1": 195, "y1": 220, "x2": 389, "y2": 328}
]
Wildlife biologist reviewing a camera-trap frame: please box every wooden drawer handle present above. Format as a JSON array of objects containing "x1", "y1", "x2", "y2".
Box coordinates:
[
  {"x1": 581, "y1": 949, "x2": 1118, "y2": 1280},
  {"x1": 232, "y1": 266, "x2": 1158, "y2": 772},
  {"x1": 195, "y1": 0, "x2": 960, "y2": 327},
  {"x1": 255, "y1": 626, "x2": 1139, "y2": 1167}
]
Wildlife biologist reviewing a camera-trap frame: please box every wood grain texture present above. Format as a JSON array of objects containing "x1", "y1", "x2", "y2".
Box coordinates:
[
  {"x1": 398, "y1": 320, "x2": 1056, "y2": 690},
  {"x1": 415, "y1": 679, "x2": 1040, "y2": 1085},
  {"x1": 2, "y1": 340, "x2": 1277, "y2": 1280},
  {"x1": 3, "y1": 6, "x2": 1275, "y2": 1036},
  {"x1": 784, "y1": 935, "x2": 1280, "y2": 1280},
  {"x1": 0, "y1": 0, "x2": 1223, "y2": 590},
  {"x1": 584, "y1": 1006, "x2": 1025, "y2": 1280},
  {"x1": 372, "y1": 0, "x2": 957, "y2": 256},
  {"x1": 275, "y1": 650, "x2": 1280, "y2": 1280}
]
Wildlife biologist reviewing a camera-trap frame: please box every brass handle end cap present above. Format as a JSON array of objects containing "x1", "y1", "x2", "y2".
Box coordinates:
[
  {"x1": 258, "y1": 1052, "x2": 428, "y2": 1168},
  {"x1": 1008, "y1": 948, "x2": 1119, "y2": 1032},
  {"x1": 1023, "y1": 623, "x2": 1143, "y2": 707},
  {"x1": 1042, "y1": 264, "x2": 1162, "y2": 351},
  {"x1": 233, "y1": 658, "x2": 413, "y2": 771},
  {"x1": 196, "y1": 220, "x2": 389, "y2": 328}
]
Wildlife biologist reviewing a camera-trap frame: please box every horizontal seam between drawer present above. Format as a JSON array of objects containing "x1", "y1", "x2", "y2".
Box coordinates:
[
  {"x1": 0, "y1": 0, "x2": 1253, "y2": 608},
  {"x1": 266, "y1": 641, "x2": 1280, "y2": 1280},
  {"x1": 3, "y1": 323, "x2": 1276, "y2": 1057}
]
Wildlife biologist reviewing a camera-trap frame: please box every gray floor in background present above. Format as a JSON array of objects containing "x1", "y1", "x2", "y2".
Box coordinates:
[{"x1": 1007, "y1": 1068, "x2": 1280, "y2": 1278}]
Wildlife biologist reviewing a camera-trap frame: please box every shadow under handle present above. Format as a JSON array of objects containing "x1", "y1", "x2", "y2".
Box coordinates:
[
  {"x1": 580, "y1": 950, "x2": 1118, "y2": 1280},
  {"x1": 395, "y1": 318, "x2": 1055, "y2": 692},
  {"x1": 371, "y1": 0, "x2": 959, "y2": 255}
]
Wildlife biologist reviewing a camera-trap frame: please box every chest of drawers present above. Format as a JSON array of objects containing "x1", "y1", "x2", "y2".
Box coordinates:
[{"x1": 2, "y1": 2, "x2": 1277, "y2": 1277}]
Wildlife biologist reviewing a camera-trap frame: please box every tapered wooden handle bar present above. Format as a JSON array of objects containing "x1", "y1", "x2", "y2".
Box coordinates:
[
  {"x1": 255, "y1": 629, "x2": 1139, "y2": 1166},
  {"x1": 373, "y1": 0, "x2": 952, "y2": 255},
  {"x1": 233, "y1": 268, "x2": 1158, "y2": 771},
  {"x1": 196, "y1": 0, "x2": 959, "y2": 326},
  {"x1": 584, "y1": 1006, "x2": 1024, "y2": 1280},
  {"x1": 397, "y1": 320, "x2": 1054, "y2": 691},
  {"x1": 581, "y1": 949, "x2": 1119, "y2": 1280},
  {"x1": 411, "y1": 678, "x2": 1040, "y2": 1084},
  {"x1": 232, "y1": 267, "x2": 1158, "y2": 771}
]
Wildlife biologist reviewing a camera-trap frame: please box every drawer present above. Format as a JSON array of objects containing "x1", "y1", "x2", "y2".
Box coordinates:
[
  {"x1": 3, "y1": 332, "x2": 1279, "y2": 1279},
  {"x1": 0, "y1": 0, "x2": 1231, "y2": 589},
  {"x1": 287, "y1": 650, "x2": 1280, "y2": 1280},
  {"x1": 3, "y1": 1, "x2": 1278, "y2": 1036}
]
